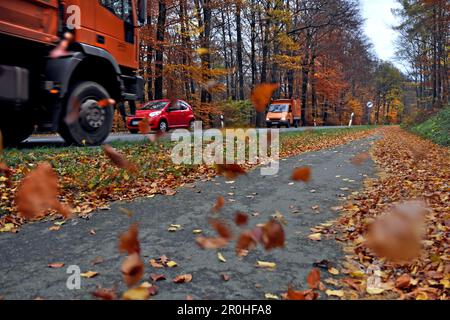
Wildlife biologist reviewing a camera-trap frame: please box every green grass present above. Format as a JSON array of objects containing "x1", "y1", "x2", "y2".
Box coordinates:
[{"x1": 410, "y1": 107, "x2": 450, "y2": 147}]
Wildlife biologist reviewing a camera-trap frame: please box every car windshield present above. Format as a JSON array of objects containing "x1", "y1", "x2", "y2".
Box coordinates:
[
  {"x1": 140, "y1": 101, "x2": 168, "y2": 111},
  {"x1": 268, "y1": 104, "x2": 289, "y2": 113}
]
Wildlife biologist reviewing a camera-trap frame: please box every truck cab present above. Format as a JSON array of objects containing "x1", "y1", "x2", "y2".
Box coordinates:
[
  {"x1": 0, "y1": 0, "x2": 146, "y2": 146},
  {"x1": 266, "y1": 99, "x2": 301, "y2": 128}
]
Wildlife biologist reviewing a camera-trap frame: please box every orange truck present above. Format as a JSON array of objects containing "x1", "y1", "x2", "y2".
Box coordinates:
[
  {"x1": 265, "y1": 99, "x2": 301, "y2": 128},
  {"x1": 0, "y1": 0, "x2": 146, "y2": 146}
]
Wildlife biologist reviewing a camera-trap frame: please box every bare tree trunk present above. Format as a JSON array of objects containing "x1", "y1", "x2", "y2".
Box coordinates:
[
  {"x1": 154, "y1": 0, "x2": 167, "y2": 100},
  {"x1": 236, "y1": 0, "x2": 245, "y2": 100}
]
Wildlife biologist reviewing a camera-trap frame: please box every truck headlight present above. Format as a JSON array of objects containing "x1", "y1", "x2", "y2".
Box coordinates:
[
  {"x1": 266, "y1": 117, "x2": 270, "y2": 121},
  {"x1": 281, "y1": 117, "x2": 286, "y2": 121}
]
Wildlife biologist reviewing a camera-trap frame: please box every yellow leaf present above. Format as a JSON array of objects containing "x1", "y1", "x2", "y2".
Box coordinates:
[
  {"x1": 256, "y1": 261, "x2": 276, "y2": 269},
  {"x1": 122, "y1": 287, "x2": 150, "y2": 300},
  {"x1": 440, "y1": 279, "x2": 450, "y2": 289},
  {"x1": 196, "y1": 47, "x2": 209, "y2": 55},
  {"x1": 366, "y1": 286, "x2": 384, "y2": 295},
  {"x1": 0, "y1": 223, "x2": 15, "y2": 233},
  {"x1": 325, "y1": 289, "x2": 344, "y2": 298},
  {"x1": 192, "y1": 229, "x2": 202, "y2": 234},
  {"x1": 350, "y1": 270, "x2": 366, "y2": 278},
  {"x1": 81, "y1": 271, "x2": 98, "y2": 278},
  {"x1": 166, "y1": 261, "x2": 178, "y2": 268},
  {"x1": 308, "y1": 233, "x2": 322, "y2": 241},
  {"x1": 264, "y1": 293, "x2": 280, "y2": 300},
  {"x1": 217, "y1": 252, "x2": 226, "y2": 263},
  {"x1": 328, "y1": 267, "x2": 340, "y2": 275},
  {"x1": 416, "y1": 292, "x2": 428, "y2": 300}
]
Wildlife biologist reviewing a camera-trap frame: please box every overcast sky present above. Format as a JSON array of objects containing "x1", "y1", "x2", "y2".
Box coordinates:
[{"x1": 360, "y1": 0, "x2": 403, "y2": 69}]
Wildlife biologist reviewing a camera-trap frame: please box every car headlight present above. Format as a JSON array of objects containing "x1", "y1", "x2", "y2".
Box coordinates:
[
  {"x1": 149, "y1": 111, "x2": 162, "y2": 117},
  {"x1": 266, "y1": 117, "x2": 270, "y2": 121},
  {"x1": 281, "y1": 117, "x2": 286, "y2": 121}
]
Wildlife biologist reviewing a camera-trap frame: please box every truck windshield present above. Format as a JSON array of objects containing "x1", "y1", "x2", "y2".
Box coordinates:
[
  {"x1": 268, "y1": 104, "x2": 289, "y2": 113},
  {"x1": 141, "y1": 101, "x2": 169, "y2": 110}
]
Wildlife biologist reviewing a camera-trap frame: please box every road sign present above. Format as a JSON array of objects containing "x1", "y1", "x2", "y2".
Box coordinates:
[{"x1": 367, "y1": 101, "x2": 374, "y2": 109}]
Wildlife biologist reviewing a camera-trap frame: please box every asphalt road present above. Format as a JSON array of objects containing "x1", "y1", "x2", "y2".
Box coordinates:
[
  {"x1": 0, "y1": 134, "x2": 378, "y2": 300},
  {"x1": 21, "y1": 126, "x2": 347, "y2": 148}
]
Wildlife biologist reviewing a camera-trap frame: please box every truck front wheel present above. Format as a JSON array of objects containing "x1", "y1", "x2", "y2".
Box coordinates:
[{"x1": 59, "y1": 82, "x2": 114, "y2": 146}]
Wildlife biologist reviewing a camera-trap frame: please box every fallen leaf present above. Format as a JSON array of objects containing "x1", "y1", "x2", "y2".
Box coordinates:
[
  {"x1": 81, "y1": 271, "x2": 98, "y2": 279},
  {"x1": 325, "y1": 289, "x2": 344, "y2": 298},
  {"x1": 395, "y1": 274, "x2": 411, "y2": 289},
  {"x1": 350, "y1": 152, "x2": 370, "y2": 166},
  {"x1": 256, "y1": 261, "x2": 276, "y2": 269},
  {"x1": 92, "y1": 287, "x2": 117, "y2": 300},
  {"x1": 308, "y1": 233, "x2": 322, "y2": 241},
  {"x1": 217, "y1": 252, "x2": 226, "y2": 263},
  {"x1": 221, "y1": 273, "x2": 230, "y2": 281},
  {"x1": 196, "y1": 236, "x2": 229, "y2": 249},
  {"x1": 173, "y1": 274, "x2": 193, "y2": 283},
  {"x1": 264, "y1": 293, "x2": 280, "y2": 300},
  {"x1": 150, "y1": 273, "x2": 166, "y2": 282},
  {"x1": 122, "y1": 287, "x2": 150, "y2": 300},
  {"x1": 48, "y1": 263, "x2": 65, "y2": 269},
  {"x1": 166, "y1": 260, "x2": 178, "y2": 268},
  {"x1": 328, "y1": 267, "x2": 340, "y2": 275}
]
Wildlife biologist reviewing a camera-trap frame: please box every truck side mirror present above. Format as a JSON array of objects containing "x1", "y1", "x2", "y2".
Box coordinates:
[{"x1": 138, "y1": 0, "x2": 147, "y2": 25}]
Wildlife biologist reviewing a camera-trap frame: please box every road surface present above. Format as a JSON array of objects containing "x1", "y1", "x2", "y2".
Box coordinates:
[
  {"x1": 0, "y1": 133, "x2": 378, "y2": 300},
  {"x1": 21, "y1": 126, "x2": 347, "y2": 148}
]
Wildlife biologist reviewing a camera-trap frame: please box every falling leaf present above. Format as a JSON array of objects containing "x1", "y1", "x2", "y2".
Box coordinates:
[
  {"x1": 215, "y1": 164, "x2": 247, "y2": 180},
  {"x1": 97, "y1": 99, "x2": 116, "y2": 108},
  {"x1": 325, "y1": 289, "x2": 344, "y2": 298},
  {"x1": 261, "y1": 220, "x2": 285, "y2": 250},
  {"x1": 350, "y1": 152, "x2": 370, "y2": 166},
  {"x1": 102, "y1": 145, "x2": 137, "y2": 173},
  {"x1": 196, "y1": 47, "x2": 209, "y2": 55},
  {"x1": 236, "y1": 231, "x2": 257, "y2": 256},
  {"x1": 150, "y1": 273, "x2": 166, "y2": 282},
  {"x1": 149, "y1": 259, "x2": 164, "y2": 269},
  {"x1": 48, "y1": 263, "x2": 65, "y2": 269},
  {"x1": 92, "y1": 287, "x2": 117, "y2": 300},
  {"x1": 251, "y1": 83, "x2": 279, "y2": 112},
  {"x1": 119, "y1": 223, "x2": 140, "y2": 255},
  {"x1": 49, "y1": 32, "x2": 73, "y2": 59},
  {"x1": 217, "y1": 252, "x2": 226, "y2": 263},
  {"x1": 173, "y1": 274, "x2": 193, "y2": 283},
  {"x1": 209, "y1": 219, "x2": 232, "y2": 240},
  {"x1": 122, "y1": 287, "x2": 151, "y2": 300},
  {"x1": 15, "y1": 162, "x2": 72, "y2": 220},
  {"x1": 121, "y1": 253, "x2": 144, "y2": 287},
  {"x1": 196, "y1": 236, "x2": 228, "y2": 249},
  {"x1": 81, "y1": 271, "x2": 99, "y2": 279},
  {"x1": 138, "y1": 118, "x2": 151, "y2": 134},
  {"x1": 256, "y1": 261, "x2": 276, "y2": 269},
  {"x1": 234, "y1": 212, "x2": 248, "y2": 226},
  {"x1": 211, "y1": 196, "x2": 225, "y2": 212},
  {"x1": 307, "y1": 268, "x2": 321, "y2": 289},
  {"x1": 291, "y1": 167, "x2": 311, "y2": 182},
  {"x1": 64, "y1": 97, "x2": 82, "y2": 125}
]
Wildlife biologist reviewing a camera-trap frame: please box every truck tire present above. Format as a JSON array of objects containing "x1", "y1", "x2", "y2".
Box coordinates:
[
  {"x1": 0, "y1": 112, "x2": 34, "y2": 147},
  {"x1": 59, "y1": 82, "x2": 113, "y2": 146}
]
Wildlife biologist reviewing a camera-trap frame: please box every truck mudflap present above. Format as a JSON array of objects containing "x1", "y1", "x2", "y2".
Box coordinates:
[{"x1": 0, "y1": 65, "x2": 29, "y2": 105}]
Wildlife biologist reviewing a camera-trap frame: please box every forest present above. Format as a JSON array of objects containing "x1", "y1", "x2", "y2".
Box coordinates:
[{"x1": 136, "y1": 0, "x2": 448, "y2": 127}]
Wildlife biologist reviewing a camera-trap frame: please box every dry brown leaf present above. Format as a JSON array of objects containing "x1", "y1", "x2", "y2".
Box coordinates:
[
  {"x1": 121, "y1": 253, "x2": 144, "y2": 287},
  {"x1": 215, "y1": 164, "x2": 247, "y2": 180},
  {"x1": 173, "y1": 274, "x2": 193, "y2": 284},
  {"x1": 48, "y1": 263, "x2": 65, "y2": 269},
  {"x1": 307, "y1": 268, "x2": 321, "y2": 289},
  {"x1": 212, "y1": 196, "x2": 225, "y2": 212},
  {"x1": 119, "y1": 223, "x2": 140, "y2": 255},
  {"x1": 102, "y1": 145, "x2": 137, "y2": 173},
  {"x1": 261, "y1": 219, "x2": 285, "y2": 250},
  {"x1": 92, "y1": 287, "x2": 117, "y2": 300},
  {"x1": 234, "y1": 212, "x2": 248, "y2": 226},
  {"x1": 291, "y1": 167, "x2": 312, "y2": 182},
  {"x1": 15, "y1": 162, "x2": 72, "y2": 220}
]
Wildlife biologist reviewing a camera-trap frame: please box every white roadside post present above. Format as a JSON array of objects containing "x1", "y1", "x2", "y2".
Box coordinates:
[{"x1": 349, "y1": 112, "x2": 354, "y2": 127}]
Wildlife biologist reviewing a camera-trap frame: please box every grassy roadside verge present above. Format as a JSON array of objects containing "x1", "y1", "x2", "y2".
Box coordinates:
[
  {"x1": 409, "y1": 107, "x2": 450, "y2": 147},
  {"x1": 0, "y1": 126, "x2": 376, "y2": 230}
]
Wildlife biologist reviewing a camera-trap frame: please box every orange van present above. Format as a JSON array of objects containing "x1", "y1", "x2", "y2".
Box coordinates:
[{"x1": 266, "y1": 99, "x2": 301, "y2": 128}]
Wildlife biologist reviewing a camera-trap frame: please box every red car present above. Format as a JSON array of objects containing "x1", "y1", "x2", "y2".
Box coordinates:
[{"x1": 126, "y1": 99, "x2": 195, "y2": 133}]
